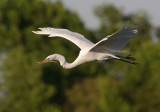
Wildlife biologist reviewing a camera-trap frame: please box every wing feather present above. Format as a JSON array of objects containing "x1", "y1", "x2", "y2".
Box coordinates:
[
  {"x1": 90, "y1": 25, "x2": 138, "y2": 53},
  {"x1": 32, "y1": 28, "x2": 94, "y2": 49}
]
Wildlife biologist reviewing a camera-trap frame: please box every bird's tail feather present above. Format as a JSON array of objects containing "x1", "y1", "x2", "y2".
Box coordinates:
[{"x1": 106, "y1": 48, "x2": 131, "y2": 55}]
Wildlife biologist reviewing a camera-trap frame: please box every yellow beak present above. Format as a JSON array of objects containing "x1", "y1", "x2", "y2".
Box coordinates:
[
  {"x1": 37, "y1": 59, "x2": 48, "y2": 65},
  {"x1": 37, "y1": 59, "x2": 56, "y2": 65}
]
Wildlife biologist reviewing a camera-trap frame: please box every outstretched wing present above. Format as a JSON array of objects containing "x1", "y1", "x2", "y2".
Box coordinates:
[
  {"x1": 32, "y1": 28, "x2": 94, "y2": 49},
  {"x1": 90, "y1": 26, "x2": 138, "y2": 53}
]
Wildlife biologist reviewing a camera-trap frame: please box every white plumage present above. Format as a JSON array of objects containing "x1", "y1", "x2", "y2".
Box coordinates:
[{"x1": 32, "y1": 25, "x2": 138, "y2": 69}]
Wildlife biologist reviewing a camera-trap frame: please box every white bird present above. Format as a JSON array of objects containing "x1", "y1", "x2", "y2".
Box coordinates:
[{"x1": 32, "y1": 25, "x2": 138, "y2": 69}]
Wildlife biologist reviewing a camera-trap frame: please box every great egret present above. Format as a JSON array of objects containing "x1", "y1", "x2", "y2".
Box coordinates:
[{"x1": 32, "y1": 25, "x2": 138, "y2": 69}]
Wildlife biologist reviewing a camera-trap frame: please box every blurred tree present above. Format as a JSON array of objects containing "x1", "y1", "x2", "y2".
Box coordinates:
[
  {"x1": 95, "y1": 4, "x2": 160, "y2": 112},
  {"x1": 157, "y1": 27, "x2": 160, "y2": 40},
  {"x1": 1, "y1": 0, "x2": 160, "y2": 112},
  {"x1": 0, "y1": 0, "x2": 103, "y2": 112}
]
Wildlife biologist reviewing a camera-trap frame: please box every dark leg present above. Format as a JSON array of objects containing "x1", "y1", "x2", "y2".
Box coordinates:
[
  {"x1": 116, "y1": 58, "x2": 138, "y2": 65},
  {"x1": 115, "y1": 54, "x2": 138, "y2": 65},
  {"x1": 116, "y1": 55, "x2": 136, "y2": 61}
]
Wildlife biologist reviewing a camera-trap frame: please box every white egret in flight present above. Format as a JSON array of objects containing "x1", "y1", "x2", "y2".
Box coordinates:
[{"x1": 32, "y1": 25, "x2": 138, "y2": 69}]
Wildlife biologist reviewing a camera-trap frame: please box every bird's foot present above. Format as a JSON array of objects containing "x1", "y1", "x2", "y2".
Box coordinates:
[
  {"x1": 126, "y1": 56, "x2": 136, "y2": 61},
  {"x1": 130, "y1": 60, "x2": 138, "y2": 65},
  {"x1": 117, "y1": 58, "x2": 138, "y2": 65}
]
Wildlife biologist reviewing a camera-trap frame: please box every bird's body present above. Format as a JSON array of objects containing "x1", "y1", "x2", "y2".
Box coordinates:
[
  {"x1": 44, "y1": 48, "x2": 115, "y2": 69},
  {"x1": 33, "y1": 25, "x2": 138, "y2": 69}
]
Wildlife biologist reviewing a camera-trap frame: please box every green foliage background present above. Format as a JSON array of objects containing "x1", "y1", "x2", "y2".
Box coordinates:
[{"x1": 0, "y1": 0, "x2": 160, "y2": 112}]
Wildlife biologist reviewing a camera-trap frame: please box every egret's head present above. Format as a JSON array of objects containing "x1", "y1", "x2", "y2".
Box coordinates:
[{"x1": 37, "y1": 55, "x2": 56, "y2": 65}]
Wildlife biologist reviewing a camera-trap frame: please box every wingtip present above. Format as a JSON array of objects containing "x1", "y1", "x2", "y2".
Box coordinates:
[
  {"x1": 32, "y1": 28, "x2": 42, "y2": 34},
  {"x1": 38, "y1": 28, "x2": 44, "y2": 31},
  {"x1": 32, "y1": 31, "x2": 37, "y2": 34},
  {"x1": 130, "y1": 26, "x2": 138, "y2": 34},
  {"x1": 32, "y1": 30, "x2": 43, "y2": 34},
  {"x1": 123, "y1": 25, "x2": 138, "y2": 34},
  {"x1": 132, "y1": 29, "x2": 138, "y2": 34}
]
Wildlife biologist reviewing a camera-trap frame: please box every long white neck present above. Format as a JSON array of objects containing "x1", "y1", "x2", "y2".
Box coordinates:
[{"x1": 54, "y1": 54, "x2": 84, "y2": 69}]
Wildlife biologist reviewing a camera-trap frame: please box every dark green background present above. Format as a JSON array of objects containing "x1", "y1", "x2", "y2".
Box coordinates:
[{"x1": 0, "y1": 0, "x2": 160, "y2": 112}]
